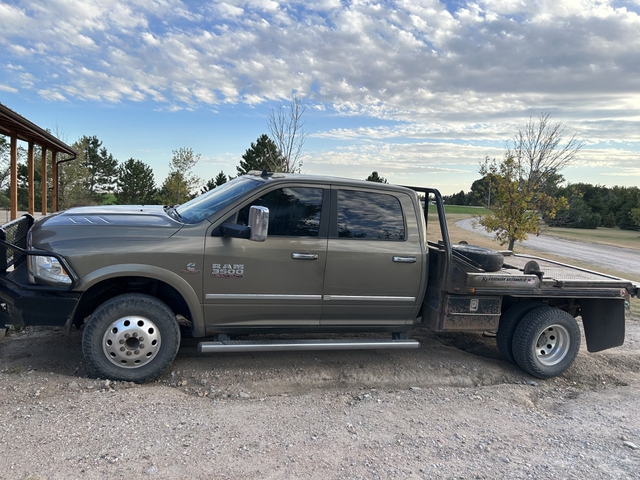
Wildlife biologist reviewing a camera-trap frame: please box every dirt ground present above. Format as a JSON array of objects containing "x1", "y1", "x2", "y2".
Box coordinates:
[{"x1": 1, "y1": 309, "x2": 639, "y2": 479}]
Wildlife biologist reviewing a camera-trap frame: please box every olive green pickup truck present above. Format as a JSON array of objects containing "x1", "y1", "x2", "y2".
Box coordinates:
[{"x1": 1, "y1": 171, "x2": 638, "y2": 382}]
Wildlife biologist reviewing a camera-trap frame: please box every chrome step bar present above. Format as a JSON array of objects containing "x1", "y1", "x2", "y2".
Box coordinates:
[{"x1": 198, "y1": 338, "x2": 420, "y2": 353}]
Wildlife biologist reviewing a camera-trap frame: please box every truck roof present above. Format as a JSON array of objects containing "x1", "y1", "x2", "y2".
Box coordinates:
[{"x1": 243, "y1": 171, "x2": 418, "y2": 194}]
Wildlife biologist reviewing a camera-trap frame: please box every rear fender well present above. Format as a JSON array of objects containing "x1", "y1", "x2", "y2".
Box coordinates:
[{"x1": 76, "y1": 264, "x2": 204, "y2": 337}]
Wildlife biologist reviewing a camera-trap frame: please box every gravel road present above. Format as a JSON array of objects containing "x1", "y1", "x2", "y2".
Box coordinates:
[
  {"x1": 456, "y1": 218, "x2": 640, "y2": 277},
  {"x1": 1, "y1": 220, "x2": 639, "y2": 478},
  {"x1": 1, "y1": 318, "x2": 639, "y2": 479}
]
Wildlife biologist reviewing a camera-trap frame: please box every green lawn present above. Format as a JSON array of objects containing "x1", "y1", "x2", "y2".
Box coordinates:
[
  {"x1": 543, "y1": 225, "x2": 640, "y2": 251},
  {"x1": 426, "y1": 205, "x2": 489, "y2": 215}
]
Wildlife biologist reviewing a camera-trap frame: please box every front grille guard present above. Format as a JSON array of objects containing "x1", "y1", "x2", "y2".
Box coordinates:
[{"x1": 0, "y1": 214, "x2": 77, "y2": 291}]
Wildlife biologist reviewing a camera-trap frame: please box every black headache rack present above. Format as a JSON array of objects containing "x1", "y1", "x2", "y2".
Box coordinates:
[{"x1": 0, "y1": 215, "x2": 80, "y2": 326}]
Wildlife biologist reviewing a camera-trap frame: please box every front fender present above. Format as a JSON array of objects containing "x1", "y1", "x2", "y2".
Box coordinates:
[{"x1": 78, "y1": 264, "x2": 205, "y2": 337}]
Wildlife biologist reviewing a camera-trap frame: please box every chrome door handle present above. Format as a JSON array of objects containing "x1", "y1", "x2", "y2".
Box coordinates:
[
  {"x1": 393, "y1": 256, "x2": 416, "y2": 263},
  {"x1": 292, "y1": 253, "x2": 319, "y2": 260}
]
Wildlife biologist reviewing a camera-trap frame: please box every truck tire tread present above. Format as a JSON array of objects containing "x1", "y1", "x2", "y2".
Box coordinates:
[
  {"x1": 496, "y1": 301, "x2": 545, "y2": 363},
  {"x1": 82, "y1": 293, "x2": 180, "y2": 383},
  {"x1": 512, "y1": 307, "x2": 581, "y2": 379}
]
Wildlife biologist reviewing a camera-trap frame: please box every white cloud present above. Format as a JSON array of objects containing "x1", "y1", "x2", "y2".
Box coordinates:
[
  {"x1": 37, "y1": 89, "x2": 68, "y2": 101},
  {"x1": 1, "y1": 0, "x2": 639, "y2": 189},
  {"x1": 0, "y1": 84, "x2": 18, "y2": 93}
]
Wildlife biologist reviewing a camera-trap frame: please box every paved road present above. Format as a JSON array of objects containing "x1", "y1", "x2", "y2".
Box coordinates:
[{"x1": 456, "y1": 218, "x2": 640, "y2": 277}]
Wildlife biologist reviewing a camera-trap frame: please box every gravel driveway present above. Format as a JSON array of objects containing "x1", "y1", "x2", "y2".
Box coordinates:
[
  {"x1": 1, "y1": 221, "x2": 639, "y2": 478},
  {"x1": 1, "y1": 319, "x2": 639, "y2": 479}
]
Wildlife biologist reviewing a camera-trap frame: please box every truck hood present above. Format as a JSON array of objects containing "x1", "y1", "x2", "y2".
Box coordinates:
[{"x1": 30, "y1": 205, "x2": 184, "y2": 251}]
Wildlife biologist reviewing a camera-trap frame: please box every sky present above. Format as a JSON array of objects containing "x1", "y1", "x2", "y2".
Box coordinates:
[{"x1": 1, "y1": 0, "x2": 639, "y2": 196}]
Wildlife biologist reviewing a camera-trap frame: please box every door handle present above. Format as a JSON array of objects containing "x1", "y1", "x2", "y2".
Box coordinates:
[
  {"x1": 292, "y1": 253, "x2": 319, "y2": 260},
  {"x1": 393, "y1": 256, "x2": 416, "y2": 263}
]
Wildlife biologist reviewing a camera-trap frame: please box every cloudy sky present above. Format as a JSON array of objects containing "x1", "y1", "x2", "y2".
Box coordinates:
[{"x1": 1, "y1": 0, "x2": 639, "y2": 195}]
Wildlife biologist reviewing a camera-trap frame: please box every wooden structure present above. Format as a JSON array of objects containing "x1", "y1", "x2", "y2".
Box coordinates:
[{"x1": 0, "y1": 103, "x2": 77, "y2": 220}]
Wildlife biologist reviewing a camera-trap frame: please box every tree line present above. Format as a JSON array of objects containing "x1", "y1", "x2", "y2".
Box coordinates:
[
  {"x1": 444, "y1": 177, "x2": 640, "y2": 232},
  {"x1": 0, "y1": 96, "x2": 307, "y2": 211}
]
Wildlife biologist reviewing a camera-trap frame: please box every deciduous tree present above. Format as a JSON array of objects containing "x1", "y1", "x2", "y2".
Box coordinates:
[
  {"x1": 160, "y1": 147, "x2": 201, "y2": 205},
  {"x1": 268, "y1": 94, "x2": 306, "y2": 173},
  {"x1": 476, "y1": 114, "x2": 581, "y2": 249}
]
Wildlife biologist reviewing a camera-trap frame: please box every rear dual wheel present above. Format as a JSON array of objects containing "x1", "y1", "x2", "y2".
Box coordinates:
[
  {"x1": 512, "y1": 307, "x2": 581, "y2": 379},
  {"x1": 497, "y1": 304, "x2": 581, "y2": 379}
]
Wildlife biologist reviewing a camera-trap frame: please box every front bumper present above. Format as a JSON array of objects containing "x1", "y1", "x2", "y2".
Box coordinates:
[{"x1": 0, "y1": 263, "x2": 80, "y2": 327}]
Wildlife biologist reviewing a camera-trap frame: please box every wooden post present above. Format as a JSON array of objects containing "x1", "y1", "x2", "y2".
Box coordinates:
[
  {"x1": 10, "y1": 130, "x2": 18, "y2": 221},
  {"x1": 51, "y1": 151, "x2": 58, "y2": 212},
  {"x1": 28, "y1": 141, "x2": 35, "y2": 215},
  {"x1": 41, "y1": 146, "x2": 48, "y2": 216}
]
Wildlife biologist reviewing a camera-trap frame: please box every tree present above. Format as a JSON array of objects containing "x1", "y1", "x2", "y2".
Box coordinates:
[
  {"x1": 507, "y1": 113, "x2": 582, "y2": 195},
  {"x1": 237, "y1": 135, "x2": 284, "y2": 176},
  {"x1": 475, "y1": 114, "x2": 582, "y2": 249},
  {"x1": 76, "y1": 135, "x2": 118, "y2": 199},
  {"x1": 201, "y1": 178, "x2": 216, "y2": 194},
  {"x1": 158, "y1": 172, "x2": 190, "y2": 205},
  {"x1": 470, "y1": 174, "x2": 500, "y2": 207},
  {"x1": 631, "y1": 207, "x2": 640, "y2": 228},
  {"x1": 116, "y1": 158, "x2": 157, "y2": 204},
  {"x1": 58, "y1": 152, "x2": 93, "y2": 208},
  {"x1": 268, "y1": 94, "x2": 307, "y2": 173},
  {"x1": 160, "y1": 147, "x2": 201, "y2": 205},
  {"x1": 201, "y1": 171, "x2": 229, "y2": 194},
  {"x1": 365, "y1": 171, "x2": 388, "y2": 183}
]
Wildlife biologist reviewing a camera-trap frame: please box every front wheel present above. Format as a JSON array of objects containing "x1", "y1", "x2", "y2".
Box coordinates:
[
  {"x1": 82, "y1": 294, "x2": 181, "y2": 383},
  {"x1": 512, "y1": 307, "x2": 581, "y2": 379}
]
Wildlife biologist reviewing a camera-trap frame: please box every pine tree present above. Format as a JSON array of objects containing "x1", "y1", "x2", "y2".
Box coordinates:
[
  {"x1": 116, "y1": 158, "x2": 157, "y2": 204},
  {"x1": 365, "y1": 171, "x2": 388, "y2": 183},
  {"x1": 237, "y1": 134, "x2": 283, "y2": 176}
]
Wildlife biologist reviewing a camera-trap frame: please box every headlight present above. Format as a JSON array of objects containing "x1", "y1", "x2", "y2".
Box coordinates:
[{"x1": 28, "y1": 255, "x2": 72, "y2": 287}]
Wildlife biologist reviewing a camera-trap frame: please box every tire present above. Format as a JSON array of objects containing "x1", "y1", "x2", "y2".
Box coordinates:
[
  {"x1": 82, "y1": 293, "x2": 181, "y2": 383},
  {"x1": 451, "y1": 244, "x2": 504, "y2": 272},
  {"x1": 496, "y1": 301, "x2": 543, "y2": 364},
  {"x1": 512, "y1": 307, "x2": 581, "y2": 379}
]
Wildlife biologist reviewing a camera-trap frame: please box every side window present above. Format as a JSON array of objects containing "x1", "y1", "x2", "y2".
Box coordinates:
[
  {"x1": 336, "y1": 190, "x2": 405, "y2": 240},
  {"x1": 238, "y1": 187, "x2": 323, "y2": 237}
]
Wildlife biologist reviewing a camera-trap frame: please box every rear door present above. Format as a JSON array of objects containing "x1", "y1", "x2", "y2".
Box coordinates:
[
  {"x1": 321, "y1": 187, "x2": 424, "y2": 326},
  {"x1": 204, "y1": 184, "x2": 329, "y2": 328}
]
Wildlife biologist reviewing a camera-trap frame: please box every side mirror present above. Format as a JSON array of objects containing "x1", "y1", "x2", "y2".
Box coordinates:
[{"x1": 248, "y1": 205, "x2": 268, "y2": 242}]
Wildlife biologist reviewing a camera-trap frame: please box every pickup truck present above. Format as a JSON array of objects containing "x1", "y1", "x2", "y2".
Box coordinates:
[{"x1": 1, "y1": 171, "x2": 637, "y2": 383}]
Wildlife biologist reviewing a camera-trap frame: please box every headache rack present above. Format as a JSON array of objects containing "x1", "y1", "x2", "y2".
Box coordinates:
[{"x1": 0, "y1": 214, "x2": 34, "y2": 275}]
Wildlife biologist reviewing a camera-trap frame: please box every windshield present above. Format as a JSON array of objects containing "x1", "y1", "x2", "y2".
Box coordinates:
[{"x1": 176, "y1": 176, "x2": 262, "y2": 224}]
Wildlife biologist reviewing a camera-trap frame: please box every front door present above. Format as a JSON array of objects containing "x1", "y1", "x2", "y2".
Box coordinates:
[{"x1": 203, "y1": 185, "x2": 329, "y2": 329}]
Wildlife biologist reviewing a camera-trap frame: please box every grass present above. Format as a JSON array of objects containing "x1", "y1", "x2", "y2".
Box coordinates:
[
  {"x1": 443, "y1": 205, "x2": 489, "y2": 215},
  {"x1": 542, "y1": 225, "x2": 640, "y2": 251},
  {"x1": 426, "y1": 204, "x2": 489, "y2": 215}
]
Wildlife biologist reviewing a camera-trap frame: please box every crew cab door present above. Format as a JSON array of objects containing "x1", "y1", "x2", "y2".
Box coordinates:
[
  {"x1": 321, "y1": 188, "x2": 424, "y2": 326},
  {"x1": 203, "y1": 184, "x2": 329, "y2": 328}
]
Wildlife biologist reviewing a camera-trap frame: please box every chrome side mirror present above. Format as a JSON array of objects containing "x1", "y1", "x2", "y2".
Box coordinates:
[{"x1": 248, "y1": 206, "x2": 268, "y2": 242}]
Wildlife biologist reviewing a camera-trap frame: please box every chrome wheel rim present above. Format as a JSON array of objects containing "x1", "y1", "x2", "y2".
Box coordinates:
[
  {"x1": 102, "y1": 316, "x2": 161, "y2": 369},
  {"x1": 535, "y1": 324, "x2": 570, "y2": 366}
]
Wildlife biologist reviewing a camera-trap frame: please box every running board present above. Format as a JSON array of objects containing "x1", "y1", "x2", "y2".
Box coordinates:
[{"x1": 198, "y1": 338, "x2": 420, "y2": 353}]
